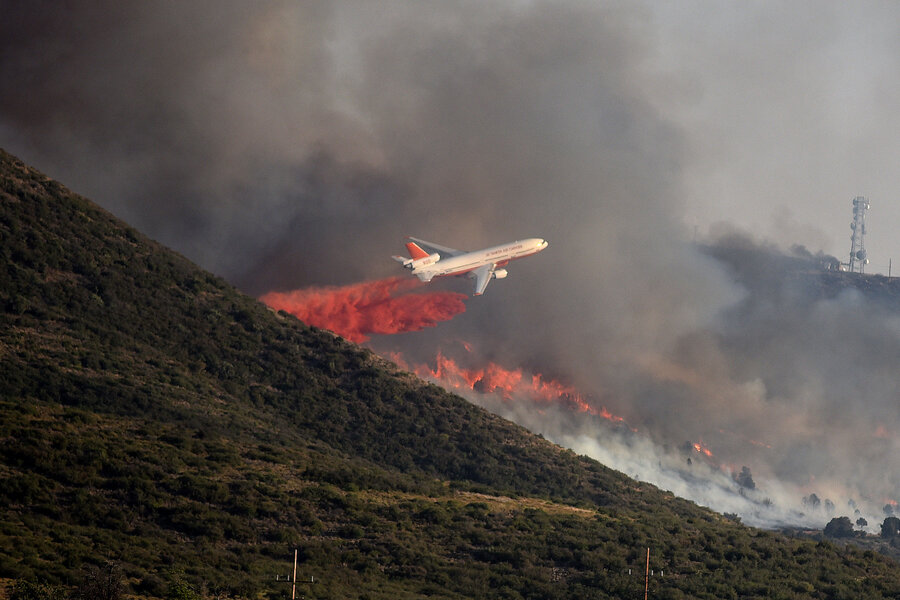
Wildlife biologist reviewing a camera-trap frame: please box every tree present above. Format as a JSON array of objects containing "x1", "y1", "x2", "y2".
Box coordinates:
[
  {"x1": 823, "y1": 516, "x2": 854, "y2": 538},
  {"x1": 77, "y1": 561, "x2": 124, "y2": 600},
  {"x1": 856, "y1": 517, "x2": 868, "y2": 528},
  {"x1": 733, "y1": 466, "x2": 755, "y2": 490},
  {"x1": 881, "y1": 517, "x2": 900, "y2": 538}
]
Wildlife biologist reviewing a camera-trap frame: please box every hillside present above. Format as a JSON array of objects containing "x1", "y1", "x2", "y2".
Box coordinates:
[{"x1": 2, "y1": 148, "x2": 900, "y2": 599}]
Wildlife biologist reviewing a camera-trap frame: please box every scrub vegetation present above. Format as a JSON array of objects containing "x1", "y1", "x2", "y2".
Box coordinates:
[{"x1": 2, "y1": 148, "x2": 900, "y2": 599}]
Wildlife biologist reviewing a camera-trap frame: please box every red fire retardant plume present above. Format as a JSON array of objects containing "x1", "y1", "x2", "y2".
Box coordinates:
[{"x1": 260, "y1": 277, "x2": 467, "y2": 342}]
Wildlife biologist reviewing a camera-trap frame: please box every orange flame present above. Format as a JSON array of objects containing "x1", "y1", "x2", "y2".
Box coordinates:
[
  {"x1": 260, "y1": 277, "x2": 467, "y2": 342},
  {"x1": 692, "y1": 440, "x2": 714, "y2": 458},
  {"x1": 393, "y1": 350, "x2": 627, "y2": 424}
]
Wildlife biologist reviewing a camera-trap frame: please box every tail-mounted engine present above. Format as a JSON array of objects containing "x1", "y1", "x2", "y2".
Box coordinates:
[
  {"x1": 393, "y1": 252, "x2": 440, "y2": 270},
  {"x1": 409, "y1": 252, "x2": 440, "y2": 269}
]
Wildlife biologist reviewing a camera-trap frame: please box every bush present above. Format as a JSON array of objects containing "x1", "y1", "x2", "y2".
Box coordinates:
[
  {"x1": 166, "y1": 580, "x2": 201, "y2": 600},
  {"x1": 10, "y1": 580, "x2": 67, "y2": 600}
]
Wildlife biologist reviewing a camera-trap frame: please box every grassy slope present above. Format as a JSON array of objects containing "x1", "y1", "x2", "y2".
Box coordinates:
[{"x1": 1, "y1": 148, "x2": 900, "y2": 599}]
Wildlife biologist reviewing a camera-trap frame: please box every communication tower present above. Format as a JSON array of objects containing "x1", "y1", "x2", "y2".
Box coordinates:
[{"x1": 848, "y1": 196, "x2": 870, "y2": 273}]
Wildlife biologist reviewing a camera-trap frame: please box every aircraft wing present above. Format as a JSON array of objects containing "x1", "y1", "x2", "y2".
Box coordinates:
[
  {"x1": 470, "y1": 264, "x2": 494, "y2": 296},
  {"x1": 406, "y1": 236, "x2": 466, "y2": 257}
]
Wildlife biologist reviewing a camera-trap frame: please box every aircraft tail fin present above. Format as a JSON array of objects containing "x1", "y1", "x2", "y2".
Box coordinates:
[{"x1": 405, "y1": 241, "x2": 430, "y2": 260}]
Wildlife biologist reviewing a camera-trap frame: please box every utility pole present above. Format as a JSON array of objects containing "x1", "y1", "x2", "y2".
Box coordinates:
[
  {"x1": 291, "y1": 548, "x2": 298, "y2": 600},
  {"x1": 644, "y1": 547, "x2": 650, "y2": 600},
  {"x1": 274, "y1": 550, "x2": 315, "y2": 600}
]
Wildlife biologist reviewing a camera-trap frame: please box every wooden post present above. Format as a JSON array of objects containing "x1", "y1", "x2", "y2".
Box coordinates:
[
  {"x1": 291, "y1": 548, "x2": 298, "y2": 600},
  {"x1": 644, "y1": 547, "x2": 650, "y2": 600}
]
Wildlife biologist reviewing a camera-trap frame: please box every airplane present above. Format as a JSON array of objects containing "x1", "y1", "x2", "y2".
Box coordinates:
[{"x1": 393, "y1": 236, "x2": 548, "y2": 296}]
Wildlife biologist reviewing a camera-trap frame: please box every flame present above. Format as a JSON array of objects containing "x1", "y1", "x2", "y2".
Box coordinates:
[
  {"x1": 260, "y1": 277, "x2": 467, "y2": 342},
  {"x1": 393, "y1": 350, "x2": 627, "y2": 424},
  {"x1": 692, "y1": 440, "x2": 714, "y2": 458}
]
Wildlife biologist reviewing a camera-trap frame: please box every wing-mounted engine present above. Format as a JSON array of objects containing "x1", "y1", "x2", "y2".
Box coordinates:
[{"x1": 492, "y1": 268, "x2": 508, "y2": 279}]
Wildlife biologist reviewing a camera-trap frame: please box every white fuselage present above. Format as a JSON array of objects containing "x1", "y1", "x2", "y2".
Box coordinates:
[{"x1": 412, "y1": 238, "x2": 548, "y2": 281}]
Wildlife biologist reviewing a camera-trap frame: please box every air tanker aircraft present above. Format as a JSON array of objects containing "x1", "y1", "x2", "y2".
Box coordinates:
[{"x1": 393, "y1": 236, "x2": 549, "y2": 296}]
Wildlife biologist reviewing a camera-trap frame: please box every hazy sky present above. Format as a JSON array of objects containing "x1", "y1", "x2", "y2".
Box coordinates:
[
  {"x1": 3, "y1": 2, "x2": 898, "y2": 274},
  {"x1": 648, "y1": 2, "x2": 900, "y2": 273},
  {"x1": 3, "y1": 1, "x2": 900, "y2": 525}
]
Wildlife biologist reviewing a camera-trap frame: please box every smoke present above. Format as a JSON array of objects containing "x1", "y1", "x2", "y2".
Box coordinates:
[
  {"x1": 260, "y1": 278, "x2": 466, "y2": 343},
  {"x1": 3, "y1": 1, "x2": 900, "y2": 528}
]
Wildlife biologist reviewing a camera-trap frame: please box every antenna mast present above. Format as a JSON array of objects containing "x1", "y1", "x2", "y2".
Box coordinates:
[{"x1": 848, "y1": 196, "x2": 870, "y2": 273}]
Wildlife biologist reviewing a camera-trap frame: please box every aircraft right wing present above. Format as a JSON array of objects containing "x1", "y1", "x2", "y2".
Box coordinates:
[
  {"x1": 471, "y1": 264, "x2": 494, "y2": 296},
  {"x1": 406, "y1": 236, "x2": 466, "y2": 258}
]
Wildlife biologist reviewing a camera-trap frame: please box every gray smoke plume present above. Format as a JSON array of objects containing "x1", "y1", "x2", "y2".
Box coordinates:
[{"x1": 3, "y1": 1, "x2": 899, "y2": 528}]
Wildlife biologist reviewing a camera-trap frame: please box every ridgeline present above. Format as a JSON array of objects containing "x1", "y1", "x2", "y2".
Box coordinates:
[{"x1": 2, "y1": 148, "x2": 899, "y2": 599}]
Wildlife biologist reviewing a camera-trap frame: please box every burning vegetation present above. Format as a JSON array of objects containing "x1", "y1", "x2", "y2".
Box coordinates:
[{"x1": 391, "y1": 349, "x2": 628, "y2": 425}]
